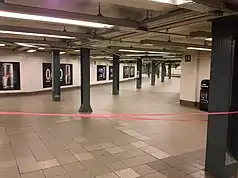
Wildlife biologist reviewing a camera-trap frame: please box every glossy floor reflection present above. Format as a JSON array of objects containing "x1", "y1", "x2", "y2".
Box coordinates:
[{"x1": 0, "y1": 77, "x2": 210, "y2": 178}]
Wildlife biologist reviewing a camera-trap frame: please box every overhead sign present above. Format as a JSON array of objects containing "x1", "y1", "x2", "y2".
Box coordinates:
[
  {"x1": 42, "y1": 63, "x2": 73, "y2": 88},
  {"x1": 185, "y1": 55, "x2": 191, "y2": 62}
]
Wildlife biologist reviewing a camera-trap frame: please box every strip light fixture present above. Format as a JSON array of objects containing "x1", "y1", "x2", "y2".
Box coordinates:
[
  {"x1": 150, "y1": 0, "x2": 193, "y2": 5},
  {"x1": 0, "y1": 11, "x2": 114, "y2": 29},
  {"x1": 0, "y1": 30, "x2": 75, "y2": 39},
  {"x1": 119, "y1": 49, "x2": 170, "y2": 54},
  {"x1": 187, "y1": 47, "x2": 211, "y2": 51},
  {"x1": 0, "y1": 43, "x2": 5, "y2": 47},
  {"x1": 15, "y1": 42, "x2": 37, "y2": 48},
  {"x1": 205, "y1": 38, "x2": 212, "y2": 41},
  {"x1": 27, "y1": 49, "x2": 36, "y2": 53},
  {"x1": 60, "y1": 51, "x2": 66, "y2": 55}
]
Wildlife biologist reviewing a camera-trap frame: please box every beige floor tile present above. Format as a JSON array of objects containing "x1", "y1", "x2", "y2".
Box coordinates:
[
  {"x1": 38, "y1": 159, "x2": 60, "y2": 169},
  {"x1": 74, "y1": 152, "x2": 95, "y2": 161},
  {"x1": 21, "y1": 171, "x2": 45, "y2": 178},
  {"x1": 150, "y1": 151, "x2": 170, "y2": 159},
  {"x1": 131, "y1": 141, "x2": 149, "y2": 148},
  {"x1": 17, "y1": 156, "x2": 41, "y2": 173},
  {"x1": 175, "y1": 163, "x2": 200, "y2": 174},
  {"x1": 43, "y1": 166, "x2": 67, "y2": 178},
  {"x1": 106, "y1": 147, "x2": 123, "y2": 154},
  {"x1": 106, "y1": 161, "x2": 128, "y2": 172},
  {"x1": 96, "y1": 172, "x2": 119, "y2": 178},
  {"x1": 0, "y1": 166, "x2": 20, "y2": 178},
  {"x1": 133, "y1": 164, "x2": 156, "y2": 176},
  {"x1": 115, "y1": 168, "x2": 140, "y2": 178},
  {"x1": 143, "y1": 172, "x2": 167, "y2": 178},
  {"x1": 62, "y1": 162, "x2": 85, "y2": 173}
]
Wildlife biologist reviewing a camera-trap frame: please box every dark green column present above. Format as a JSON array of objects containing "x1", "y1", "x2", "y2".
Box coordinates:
[
  {"x1": 161, "y1": 63, "x2": 165, "y2": 83},
  {"x1": 112, "y1": 54, "x2": 120, "y2": 95},
  {"x1": 205, "y1": 15, "x2": 238, "y2": 178},
  {"x1": 157, "y1": 63, "x2": 160, "y2": 78},
  {"x1": 168, "y1": 63, "x2": 172, "y2": 79},
  {"x1": 52, "y1": 50, "x2": 61, "y2": 101},
  {"x1": 79, "y1": 48, "x2": 92, "y2": 113},
  {"x1": 136, "y1": 58, "x2": 142, "y2": 89},
  {"x1": 151, "y1": 60, "x2": 156, "y2": 85},
  {"x1": 147, "y1": 63, "x2": 151, "y2": 77}
]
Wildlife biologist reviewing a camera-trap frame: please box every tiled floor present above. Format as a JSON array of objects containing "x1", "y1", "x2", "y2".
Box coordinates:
[{"x1": 0, "y1": 77, "x2": 211, "y2": 178}]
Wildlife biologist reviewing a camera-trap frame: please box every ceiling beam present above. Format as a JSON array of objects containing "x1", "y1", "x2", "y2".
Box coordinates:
[
  {"x1": 0, "y1": 3, "x2": 143, "y2": 30},
  {"x1": 190, "y1": 31, "x2": 211, "y2": 38}
]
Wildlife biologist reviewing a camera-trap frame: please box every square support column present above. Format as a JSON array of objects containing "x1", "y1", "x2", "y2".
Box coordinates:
[
  {"x1": 157, "y1": 63, "x2": 160, "y2": 78},
  {"x1": 136, "y1": 58, "x2": 142, "y2": 89},
  {"x1": 205, "y1": 15, "x2": 238, "y2": 178},
  {"x1": 151, "y1": 60, "x2": 156, "y2": 85},
  {"x1": 147, "y1": 63, "x2": 151, "y2": 77},
  {"x1": 161, "y1": 63, "x2": 166, "y2": 83},
  {"x1": 112, "y1": 54, "x2": 120, "y2": 95},
  {"x1": 79, "y1": 48, "x2": 92, "y2": 113},
  {"x1": 168, "y1": 63, "x2": 172, "y2": 79},
  {"x1": 52, "y1": 50, "x2": 61, "y2": 101}
]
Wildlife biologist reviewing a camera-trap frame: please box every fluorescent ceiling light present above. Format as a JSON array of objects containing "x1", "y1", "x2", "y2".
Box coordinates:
[
  {"x1": 27, "y1": 49, "x2": 36, "y2": 53},
  {"x1": 0, "y1": 43, "x2": 5, "y2": 47},
  {"x1": 0, "y1": 11, "x2": 114, "y2": 29},
  {"x1": 119, "y1": 49, "x2": 170, "y2": 54},
  {"x1": 74, "y1": 50, "x2": 80, "y2": 52},
  {"x1": 125, "y1": 54, "x2": 163, "y2": 57},
  {"x1": 187, "y1": 47, "x2": 211, "y2": 51},
  {"x1": 38, "y1": 47, "x2": 45, "y2": 50},
  {"x1": 0, "y1": 30, "x2": 75, "y2": 39},
  {"x1": 151, "y1": 0, "x2": 193, "y2": 5},
  {"x1": 60, "y1": 51, "x2": 66, "y2": 55},
  {"x1": 205, "y1": 38, "x2": 212, "y2": 41},
  {"x1": 15, "y1": 42, "x2": 37, "y2": 48}
]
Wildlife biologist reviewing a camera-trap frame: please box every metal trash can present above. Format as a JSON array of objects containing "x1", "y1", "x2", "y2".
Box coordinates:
[{"x1": 199, "y1": 79, "x2": 210, "y2": 111}]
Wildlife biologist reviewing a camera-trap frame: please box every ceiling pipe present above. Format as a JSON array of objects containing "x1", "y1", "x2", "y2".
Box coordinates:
[
  {"x1": 141, "y1": 39, "x2": 211, "y2": 49},
  {"x1": 0, "y1": 3, "x2": 144, "y2": 30}
]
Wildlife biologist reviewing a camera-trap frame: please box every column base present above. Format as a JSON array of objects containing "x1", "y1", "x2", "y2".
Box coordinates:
[
  {"x1": 52, "y1": 95, "x2": 61, "y2": 101},
  {"x1": 113, "y1": 91, "x2": 119, "y2": 95},
  {"x1": 79, "y1": 105, "x2": 93, "y2": 113},
  {"x1": 136, "y1": 85, "x2": 141, "y2": 89}
]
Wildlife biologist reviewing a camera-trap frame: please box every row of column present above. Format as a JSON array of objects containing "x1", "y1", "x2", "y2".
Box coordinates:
[
  {"x1": 51, "y1": 50, "x2": 172, "y2": 113},
  {"x1": 146, "y1": 62, "x2": 172, "y2": 85}
]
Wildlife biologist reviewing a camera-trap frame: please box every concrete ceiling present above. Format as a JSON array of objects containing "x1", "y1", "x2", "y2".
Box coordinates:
[{"x1": 0, "y1": 0, "x2": 234, "y2": 59}]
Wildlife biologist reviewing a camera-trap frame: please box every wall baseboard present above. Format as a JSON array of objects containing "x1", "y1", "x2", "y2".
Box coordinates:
[
  {"x1": 180, "y1": 100, "x2": 199, "y2": 108},
  {"x1": 0, "y1": 79, "x2": 136, "y2": 97}
]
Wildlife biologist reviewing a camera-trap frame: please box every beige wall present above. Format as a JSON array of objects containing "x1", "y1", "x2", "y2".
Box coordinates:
[
  {"x1": 180, "y1": 52, "x2": 211, "y2": 103},
  {"x1": 0, "y1": 50, "x2": 137, "y2": 93}
]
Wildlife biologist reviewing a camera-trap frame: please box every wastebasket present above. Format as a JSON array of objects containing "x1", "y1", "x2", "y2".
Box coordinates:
[{"x1": 199, "y1": 79, "x2": 210, "y2": 111}]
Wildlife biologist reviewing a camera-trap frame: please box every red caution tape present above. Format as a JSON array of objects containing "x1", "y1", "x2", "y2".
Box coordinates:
[{"x1": 0, "y1": 111, "x2": 237, "y2": 122}]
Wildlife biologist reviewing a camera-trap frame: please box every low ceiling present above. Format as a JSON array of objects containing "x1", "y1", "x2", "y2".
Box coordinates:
[{"x1": 0, "y1": 0, "x2": 235, "y2": 61}]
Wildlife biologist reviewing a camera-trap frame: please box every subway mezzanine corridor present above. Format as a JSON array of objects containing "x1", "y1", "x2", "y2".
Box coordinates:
[{"x1": 0, "y1": 78, "x2": 209, "y2": 178}]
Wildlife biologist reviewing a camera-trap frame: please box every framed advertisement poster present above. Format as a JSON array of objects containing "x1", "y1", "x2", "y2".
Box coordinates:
[
  {"x1": 130, "y1": 66, "x2": 135, "y2": 78},
  {"x1": 42, "y1": 63, "x2": 73, "y2": 88},
  {"x1": 123, "y1": 66, "x2": 130, "y2": 79},
  {"x1": 97, "y1": 65, "x2": 107, "y2": 81},
  {"x1": 109, "y1": 66, "x2": 113, "y2": 80},
  {"x1": 0, "y1": 62, "x2": 20, "y2": 90}
]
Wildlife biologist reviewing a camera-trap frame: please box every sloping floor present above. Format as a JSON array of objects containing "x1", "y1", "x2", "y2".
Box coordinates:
[{"x1": 0, "y1": 77, "x2": 211, "y2": 178}]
